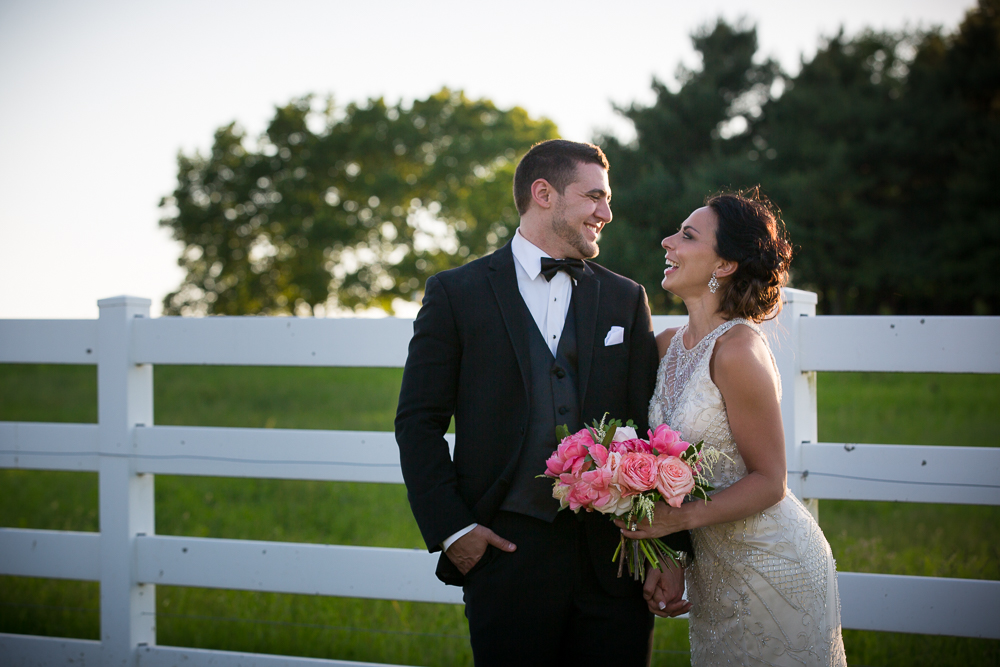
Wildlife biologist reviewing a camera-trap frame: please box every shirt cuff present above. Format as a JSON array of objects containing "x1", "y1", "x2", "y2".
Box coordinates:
[{"x1": 441, "y1": 523, "x2": 477, "y2": 552}]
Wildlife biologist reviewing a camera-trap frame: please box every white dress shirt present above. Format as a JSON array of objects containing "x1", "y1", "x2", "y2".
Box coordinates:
[
  {"x1": 442, "y1": 230, "x2": 576, "y2": 551},
  {"x1": 510, "y1": 228, "x2": 574, "y2": 356}
]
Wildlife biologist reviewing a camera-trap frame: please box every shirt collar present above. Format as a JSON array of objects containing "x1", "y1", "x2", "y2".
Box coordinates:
[{"x1": 511, "y1": 228, "x2": 548, "y2": 281}]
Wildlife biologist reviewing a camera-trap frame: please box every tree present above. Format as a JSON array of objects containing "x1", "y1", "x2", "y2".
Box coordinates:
[
  {"x1": 160, "y1": 89, "x2": 557, "y2": 315},
  {"x1": 757, "y1": 29, "x2": 926, "y2": 314},
  {"x1": 596, "y1": 20, "x2": 781, "y2": 313},
  {"x1": 923, "y1": 0, "x2": 1000, "y2": 315},
  {"x1": 599, "y1": 1, "x2": 999, "y2": 315},
  {"x1": 760, "y1": 0, "x2": 999, "y2": 314}
]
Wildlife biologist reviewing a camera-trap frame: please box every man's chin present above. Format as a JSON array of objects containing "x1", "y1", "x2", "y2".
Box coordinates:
[{"x1": 570, "y1": 238, "x2": 600, "y2": 259}]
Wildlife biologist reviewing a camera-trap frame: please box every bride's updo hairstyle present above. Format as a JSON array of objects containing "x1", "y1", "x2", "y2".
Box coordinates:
[{"x1": 707, "y1": 187, "x2": 792, "y2": 322}]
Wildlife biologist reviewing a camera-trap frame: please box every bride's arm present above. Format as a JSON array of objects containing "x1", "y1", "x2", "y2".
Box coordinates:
[{"x1": 620, "y1": 328, "x2": 787, "y2": 538}]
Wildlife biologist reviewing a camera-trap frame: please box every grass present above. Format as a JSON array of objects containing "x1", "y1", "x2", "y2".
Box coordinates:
[
  {"x1": 1, "y1": 364, "x2": 998, "y2": 666},
  {"x1": 817, "y1": 372, "x2": 999, "y2": 449}
]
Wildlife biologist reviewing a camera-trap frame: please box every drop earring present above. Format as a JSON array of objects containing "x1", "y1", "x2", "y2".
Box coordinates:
[{"x1": 708, "y1": 272, "x2": 720, "y2": 294}]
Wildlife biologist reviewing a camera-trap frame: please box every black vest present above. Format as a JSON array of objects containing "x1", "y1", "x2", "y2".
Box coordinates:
[{"x1": 500, "y1": 293, "x2": 581, "y2": 521}]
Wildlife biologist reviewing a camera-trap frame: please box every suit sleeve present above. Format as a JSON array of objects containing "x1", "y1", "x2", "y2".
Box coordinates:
[
  {"x1": 627, "y1": 284, "x2": 695, "y2": 556},
  {"x1": 626, "y1": 284, "x2": 659, "y2": 436},
  {"x1": 395, "y1": 275, "x2": 477, "y2": 552}
]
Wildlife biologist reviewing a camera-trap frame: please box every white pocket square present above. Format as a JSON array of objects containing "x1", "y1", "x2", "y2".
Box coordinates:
[{"x1": 604, "y1": 326, "x2": 624, "y2": 346}]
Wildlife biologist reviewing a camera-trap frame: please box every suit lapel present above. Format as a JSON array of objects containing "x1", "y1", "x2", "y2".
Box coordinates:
[
  {"x1": 488, "y1": 244, "x2": 532, "y2": 402},
  {"x1": 574, "y1": 263, "x2": 600, "y2": 410}
]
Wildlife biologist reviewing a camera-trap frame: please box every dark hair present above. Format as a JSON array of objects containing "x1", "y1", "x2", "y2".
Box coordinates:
[
  {"x1": 707, "y1": 187, "x2": 793, "y2": 322},
  {"x1": 513, "y1": 140, "x2": 609, "y2": 215}
]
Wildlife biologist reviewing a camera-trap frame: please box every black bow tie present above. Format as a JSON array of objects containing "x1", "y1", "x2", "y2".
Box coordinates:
[{"x1": 539, "y1": 257, "x2": 586, "y2": 282}]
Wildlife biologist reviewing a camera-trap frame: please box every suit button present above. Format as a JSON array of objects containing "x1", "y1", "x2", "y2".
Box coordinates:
[
  {"x1": 553, "y1": 367, "x2": 566, "y2": 379},
  {"x1": 558, "y1": 406, "x2": 568, "y2": 415}
]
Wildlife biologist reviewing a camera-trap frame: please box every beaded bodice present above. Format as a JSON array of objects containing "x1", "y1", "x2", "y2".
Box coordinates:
[
  {"x1": 649, "y1": 318, "x2": 777, "y2": 493},
  {"x1": 648, "y1": 319, "x2": 846, "y2": 667}
]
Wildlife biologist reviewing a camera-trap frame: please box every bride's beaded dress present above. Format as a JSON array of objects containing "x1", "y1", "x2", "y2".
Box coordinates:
[{"x1": 650, "y1": 319, "x2": 846, "y2": 666}]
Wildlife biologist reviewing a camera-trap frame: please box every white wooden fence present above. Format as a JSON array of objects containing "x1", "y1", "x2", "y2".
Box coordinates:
[{"x1": 1, "y1": 288, "x2": 998, "y2": 666}]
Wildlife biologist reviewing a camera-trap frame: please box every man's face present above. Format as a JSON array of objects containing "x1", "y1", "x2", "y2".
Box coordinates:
[{"x1": 550, "y1": 162, "x2": 612, "y2": 259}]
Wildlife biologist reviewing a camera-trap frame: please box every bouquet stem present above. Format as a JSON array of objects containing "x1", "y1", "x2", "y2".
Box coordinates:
[
  {"x1": 613, "y1": 535, "x2": 681, "y2": 582},
  {"x1": 616, "y1": 535, "x2": 626, "y2": 578}
]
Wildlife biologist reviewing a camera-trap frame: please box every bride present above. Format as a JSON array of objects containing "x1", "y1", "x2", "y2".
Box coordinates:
[{"x1": 619, "y1": 189, "x2": 846, "y2": 666}]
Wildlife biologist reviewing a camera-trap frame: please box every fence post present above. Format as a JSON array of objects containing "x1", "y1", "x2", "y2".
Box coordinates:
[
  {"x1": 770, "y1": 288, "x2": 819, "y2": 519},
  {"x1": 97, "y1": 296, "x2": 155, "y2": 666}
]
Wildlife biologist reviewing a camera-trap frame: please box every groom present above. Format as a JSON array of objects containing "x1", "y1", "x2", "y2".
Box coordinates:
[{"x1": 395, "y1": 139, "x2": 690, "y2": 665}]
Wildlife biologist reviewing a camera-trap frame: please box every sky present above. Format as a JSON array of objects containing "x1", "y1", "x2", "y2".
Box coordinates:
[{"x1": 0, "y1": 0, "x2": 975, "y2": 319}]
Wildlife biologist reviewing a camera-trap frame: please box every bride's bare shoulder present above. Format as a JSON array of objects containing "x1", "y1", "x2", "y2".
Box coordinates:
[
  {"x1": 655, "y1": 327, "x2": 681, "y2": 359},
  {"x1": 713, "y1": 324, "x2": 778, "y2": 394}
]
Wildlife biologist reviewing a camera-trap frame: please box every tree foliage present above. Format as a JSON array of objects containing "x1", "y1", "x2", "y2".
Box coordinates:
[
  {"x1": 599, "y1": 0, "x2": 999, "y2": 315},
  {"x1": 597, "y1": 19, "x2": 781, "y2": 314},
  {"x1": 760, "y1": 1, "x2": 999, "y2": 315},
  {"x1": 163, "y1": 1, "x2": 998, "y2": 317},
  {"x1": 160, "y1": 89, "x2": 556, "y2": 315}
]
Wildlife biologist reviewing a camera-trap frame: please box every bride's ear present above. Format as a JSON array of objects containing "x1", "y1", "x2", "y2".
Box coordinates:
[{"x1": 715, "y1": 260, "x2": 738, "y2": 279}]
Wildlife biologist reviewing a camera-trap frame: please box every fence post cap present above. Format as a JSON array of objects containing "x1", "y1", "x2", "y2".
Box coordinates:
[
  {"x1": 97, "y1": 296, "x2": 152, "y2": 308},
  {"x1": 781, "y1": 288, "x2": 818, "y2": 305}
]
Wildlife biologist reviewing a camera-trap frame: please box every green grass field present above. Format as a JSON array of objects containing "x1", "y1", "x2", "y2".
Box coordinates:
[{"x1": 1, "y1": 364, "x2": 998, "y2": 666}]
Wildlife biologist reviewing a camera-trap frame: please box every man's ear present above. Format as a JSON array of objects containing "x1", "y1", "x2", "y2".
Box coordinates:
[
  {"x1": 530, "y1": 178, "x2": 555, "y2": 209},
  {"x1": 715, "y1": 260, "x2": 738, "y2": 279}
]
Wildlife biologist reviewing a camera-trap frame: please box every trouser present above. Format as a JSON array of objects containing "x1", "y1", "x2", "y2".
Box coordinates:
[{"x1": 462, "y1": 510, "x2": 654, "y2": 667}]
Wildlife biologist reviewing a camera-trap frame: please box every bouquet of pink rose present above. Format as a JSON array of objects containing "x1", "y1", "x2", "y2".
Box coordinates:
[{"x1": 541, "y1": 414, "x2": 720, "y2": 581}]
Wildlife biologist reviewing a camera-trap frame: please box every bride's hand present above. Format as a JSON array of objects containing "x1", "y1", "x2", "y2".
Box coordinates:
[{"x1": 614, "y1": 500, "x2": 686, "y2": 539}]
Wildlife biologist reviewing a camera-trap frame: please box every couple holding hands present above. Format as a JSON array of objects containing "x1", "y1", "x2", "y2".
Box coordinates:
[{"x1": 395, "y1": 139, "x2": 846, "y2": 666}]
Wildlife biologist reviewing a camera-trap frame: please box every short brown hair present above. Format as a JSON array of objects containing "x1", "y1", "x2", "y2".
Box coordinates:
[
  {"x1": 513, "y1": 140, "x2": 609, "y2": 215},
  {"x1": 707, "y1": 187, "x2": 793, "y2": 322}
]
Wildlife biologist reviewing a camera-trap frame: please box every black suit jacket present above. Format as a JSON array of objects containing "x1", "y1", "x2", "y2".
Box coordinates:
[{"x1": 395, "y1": 242, "x2": 689, "y2": 591}]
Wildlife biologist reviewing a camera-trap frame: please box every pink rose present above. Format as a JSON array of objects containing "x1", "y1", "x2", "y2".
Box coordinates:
[
  {"x1": 558, "y1": 472, "x2": 581, "y2": 487},
  {"x1": 588, "y1": 443, "x2": 609, "y2": 467},
  {"x1": 648, "y1": 424, "x2": 690, "y2": 458},
  {"x1": 581, "y1": 466, "x2": 612, "y2": 490},
  {"x1": 566, "y1": 478, "x2": 600, "y2": 511},
  {"x1": 655, "y1": 456, "x2": 695, "y2": 508},
  {"x1": 580, "y1": 466, "x2": 614, "y2": 510},
  {"x1": 544, "y1": 450, "x2": 567, "y2": 477},
  {"x1": 592, "y1": 451, "x2": 635, "y2": 515},
  {"x1": 617, "y1": 452, "x2": 658, "y2": 495},
  {"x1": 610, "y1": 438, "x2": 654, "y2": 455},
  {"x1": 545, "y1": 429, "x2": 593, "y2": 477},
  {"x1": 557, "y1": 473, "x2": 584, "y2": 510},
  {"x1": 602, "y1": 450, "x2": 622, "y2": 483}
]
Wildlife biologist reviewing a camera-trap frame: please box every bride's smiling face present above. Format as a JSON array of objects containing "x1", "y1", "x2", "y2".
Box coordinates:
[{"x1": 661, "y1": 207, "x2": 723, "y2": 296}]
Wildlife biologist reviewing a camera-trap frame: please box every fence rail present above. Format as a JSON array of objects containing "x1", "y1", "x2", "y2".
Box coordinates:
[
  {"x1": 798, "y1": 315, "x2": 1000, "y2": 373},
  {"x1": 1, "y1": 290, "x2": 998, "y2": 667},
  {"x1": 798, "y1": 442, "x2": 1000, "y2": 504}
]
